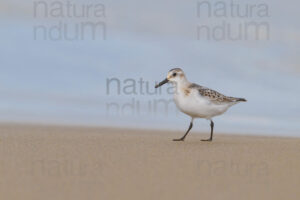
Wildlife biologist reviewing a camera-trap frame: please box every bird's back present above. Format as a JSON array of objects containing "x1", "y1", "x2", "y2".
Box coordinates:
[{"x1": 189, "y1": 83, "x2": 246, "y2": 104}]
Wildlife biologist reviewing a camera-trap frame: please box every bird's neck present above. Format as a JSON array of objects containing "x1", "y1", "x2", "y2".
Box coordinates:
[{"x1": 174, "y1": 78, "x2": 190, "y2": 92}]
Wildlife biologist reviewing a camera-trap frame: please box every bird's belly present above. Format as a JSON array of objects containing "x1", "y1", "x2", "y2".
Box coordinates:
[{"x1": 174, "y1": 93, "x2": 229, "y2": 119}]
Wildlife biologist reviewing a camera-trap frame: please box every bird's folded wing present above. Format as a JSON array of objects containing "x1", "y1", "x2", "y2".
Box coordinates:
[{"x1": 189, "y1": 83, "x2": 244, "y2": 103}]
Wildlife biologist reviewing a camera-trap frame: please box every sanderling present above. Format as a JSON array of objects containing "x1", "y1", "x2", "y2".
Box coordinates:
[{"x1": 155, "y1": 68, "x2": 246, "y2": 142}]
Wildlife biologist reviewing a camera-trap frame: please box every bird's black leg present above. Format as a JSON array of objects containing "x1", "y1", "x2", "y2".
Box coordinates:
[
  {"x1": 201, "y1": 120, "x2": 214, "y2": 142},
  {"x1": 173, "y1": 120, "x2": 193, "y2": 141}
]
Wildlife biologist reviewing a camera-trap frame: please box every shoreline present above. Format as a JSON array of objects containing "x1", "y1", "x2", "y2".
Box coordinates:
[{"x1": 0, "y1": 122, "x2": 298, "y2": 139}]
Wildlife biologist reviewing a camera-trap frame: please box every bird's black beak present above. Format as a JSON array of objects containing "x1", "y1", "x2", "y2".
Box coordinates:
[{"x1": 155, "y1": 78, "x2": 169, "y2": 88}]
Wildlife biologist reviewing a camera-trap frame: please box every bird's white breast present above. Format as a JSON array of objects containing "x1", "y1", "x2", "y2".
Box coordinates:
[{"x1": 173, "y1": 88, "x2": 230, "y2": 119}]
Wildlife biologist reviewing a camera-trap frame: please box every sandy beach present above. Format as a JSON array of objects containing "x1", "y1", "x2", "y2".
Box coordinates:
[{"x1": 0, "y1": 123, "x2": 299, "y2": 200}]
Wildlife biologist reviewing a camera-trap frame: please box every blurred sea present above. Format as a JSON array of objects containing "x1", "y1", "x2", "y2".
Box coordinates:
[{"x1": 0, "y1": 0, "x2": 299, "y2": 136}]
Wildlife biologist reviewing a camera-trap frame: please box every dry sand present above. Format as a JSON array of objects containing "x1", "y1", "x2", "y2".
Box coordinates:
[{"x1": 0, "y1": 124, "x2": 300, "y2": 200}]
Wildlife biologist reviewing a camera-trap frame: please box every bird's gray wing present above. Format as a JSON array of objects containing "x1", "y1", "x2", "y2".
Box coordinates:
[{"x1": 189, "y1": 83, "x2": 246, "y2": 103}]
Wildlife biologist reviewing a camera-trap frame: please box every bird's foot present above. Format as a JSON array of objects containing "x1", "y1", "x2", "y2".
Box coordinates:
[
  {"x1": 201, "y1": 138, "x2": 212, "y2": 142},
  {"x1": 173, "y1": 138, "x2": 185, "y2": 141}
]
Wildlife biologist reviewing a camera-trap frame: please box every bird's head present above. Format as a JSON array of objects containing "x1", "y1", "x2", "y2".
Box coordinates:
[{"x1": 155, "y1": 68, "x2": 186, "y2": 88}]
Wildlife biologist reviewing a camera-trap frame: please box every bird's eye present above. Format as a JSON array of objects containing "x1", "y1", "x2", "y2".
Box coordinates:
[{"x1": 173, "y1": 73, "x2": 177, "y2": 77}]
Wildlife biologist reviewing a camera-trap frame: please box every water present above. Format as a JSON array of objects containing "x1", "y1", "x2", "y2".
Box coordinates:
[{"x1": 0, "y1": 0, "x2": 299, "y2": 136}]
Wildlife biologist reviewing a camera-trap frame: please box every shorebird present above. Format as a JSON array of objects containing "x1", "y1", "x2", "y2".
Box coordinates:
[{"x1": 155, "y1": 68, "x2": 246, "y2": 142}]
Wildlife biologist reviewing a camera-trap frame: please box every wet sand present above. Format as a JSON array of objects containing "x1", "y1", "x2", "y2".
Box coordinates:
[{"x1": 0, "y1": 124, "x2": 299, "y2": 200}]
